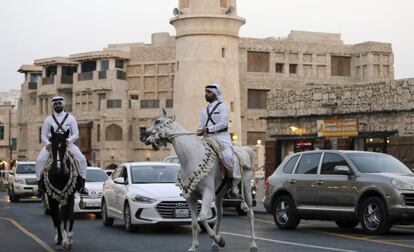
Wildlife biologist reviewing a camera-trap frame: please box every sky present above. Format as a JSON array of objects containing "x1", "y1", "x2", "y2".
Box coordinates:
[{"x1": 0, "y1": 0, "x2": 413, "y2": 92}]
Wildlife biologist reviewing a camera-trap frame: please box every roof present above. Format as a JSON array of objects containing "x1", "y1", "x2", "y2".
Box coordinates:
[
  {"x1": 34, "y1": 57, "x2": 78, "y2": 66},
  {"x1": 123, "y1": 162, "x2": 180, "y2": 167},
  {"x1": 70, "y1": 50, "x2": 130, "y2": 61},
  {"x1": 17, "y1": 65, "x2": 43, "y2": 73}
]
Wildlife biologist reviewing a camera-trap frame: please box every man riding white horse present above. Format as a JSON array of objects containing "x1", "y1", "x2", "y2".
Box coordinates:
[
  {"x1": 35, "y1": 96, "x2": 88, "y2": 195},
  {"x1": 197, "y1": 84, "x2": 241, "y2": 198}
]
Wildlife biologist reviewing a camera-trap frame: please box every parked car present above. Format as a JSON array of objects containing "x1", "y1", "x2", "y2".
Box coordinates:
[
  {"x1": 74, "y1": 167, "x2": 108, "y2": 213},
  {"x1": 7, "y1": 161, "x2": 38, "y2": 202},
  {"x1": 101, "y1": 162, "x2": 216, "y2": 232},
  {"x1": 264, "y1": 150, "x2": 414, "y2": 234},
  {"x1": 163, "y1": 155, "x2": 256, "y2": 215}
]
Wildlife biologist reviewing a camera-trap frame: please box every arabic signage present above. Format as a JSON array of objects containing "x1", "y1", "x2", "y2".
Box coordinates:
[{"x1": 317, "y1": 119, "x2": 358, "y2": 137}]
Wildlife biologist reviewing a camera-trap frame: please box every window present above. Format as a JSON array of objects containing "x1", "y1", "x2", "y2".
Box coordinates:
[
  {"x1": 128, "y1": 125, "x2": 133, "y2": 142},
  {"x1": 220, "y1": 0, "x2": 227, "y2": 8},
  {"x1": 283, "y1": 155, "x2": 299, "y2": 174},
  {"x1": 98, "y1": 93, "x2": 106, "y2": 111},
  {"x1": 46, "y1": 66, "x2": 57, "y2": 77},
  {"x1": 105, "y1": 124, "x2": 123, "y2": 141},
  {"x1": 321, "y1": 153, "x2": 348, "y2": 175},
  {"x1": 97, "y1": 124, "x2": 100, "y2": 142},
  {"x1": 61, "y1": 66, "x2": 77, "y2": 76},
  {"x1": 166, "y1": 99, "x2": 173, "y2": 108},
  {"x1": 276, "y1": 63, "x2": 284, "y2": 73},
  {"x1": 289, "y1": 64, "x2": 297, "y2": 74},
  {"x1": 30, "y1": 73, "x2": 42, "y2": 83},
  {"x1": 81, "y1": 61, "x2": 96, "y2": 73},
  {"x1": 247, "y1": 51, "x2": 270, "y2": 72},
  {"x1": 141, "y1": 100, "x2": 160, "y2": 109},
  {"x1": 129, "y1": 95, "x2": 139, "y2": 109},
  {"x1": 115, "y1": 59, "x2": 124, "y2": 69},
  {"x1": 331, "y1": 56, "x2": 351, "y2": 76},
  {"x1": 107, "y1": 99, "x2": 122, "y2": 109},
  {"x1": 295, "y1": 153, "x2": 321, "y2": 174},
  {"x1": 247, "y1": 89, "x2": 268, "y2": 109},
  {"x1": 11, "y1": 138, "x2": 17, "y2": 151},
  {"x1": 247, "y1": 132, "x2": 265, "y2": 146},
  {"x1": 222, "y1": 48, "x2": 225, "y2": 58},
  {"x1": 0, "y1": 126, "x2": 4, "y2": 140},
  {"x1": 100, "y1": 60, "x2": 109, "y2": 71}
]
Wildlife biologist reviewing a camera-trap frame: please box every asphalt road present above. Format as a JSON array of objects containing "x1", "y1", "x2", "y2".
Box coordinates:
[{"x1": 0, "y1": 191, "x2": 413, "y2": 252}]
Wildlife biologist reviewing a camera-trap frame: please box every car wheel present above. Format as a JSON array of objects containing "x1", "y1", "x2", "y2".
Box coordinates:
[
  {"x1": 273, "y1": 195, "x2": 300, "y2": 230},
  {"x1": 335, "y1": 220, "x2": 359, "y2": 229},
  {"x1": 101, "y1": 199, "x2": 114, "y2": 227},
  {"x1": 124, "y1": 202, "x2": 135, "y2": 232},
  {"x1": 359, "y1": 196, "x2": 392, "y2": 234},
  {"x1": 235, "y1": 205, "x2": 247, "y2": 216}
]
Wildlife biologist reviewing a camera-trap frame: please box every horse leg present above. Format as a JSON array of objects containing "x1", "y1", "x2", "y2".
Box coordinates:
[
  {"x1": 187, "y1": 197, "x2": 200, "y2": 252},
  {"x1": 210, "y1": 192, "x2": 224, "y2": 251},
  {"x1": 200, "y1": 189, "x2": 224, "y2": 247},
  {"x1": 62, "y1": 195, "x2": 75, "y2": 250},
  {"x1": 242, "y1": 171, "x2": 257, "y2": 252},
  {"x1": 48, "y1": 196, "x2": 63, "y2": 247}
]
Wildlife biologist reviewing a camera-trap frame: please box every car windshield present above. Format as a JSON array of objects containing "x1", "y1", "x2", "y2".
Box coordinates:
[
  {"x1": 346, "y1": 153, "x2": 413, "y2": 174},
  {"x1": 86, "y1": 169, "x2": 108, "y2": 182},
  {"x1": 131, "y1": 165, "x2": 180, "y2": 184},
  {"x1": 16, "y1": 164, "x2": 36, "y2": 174}
]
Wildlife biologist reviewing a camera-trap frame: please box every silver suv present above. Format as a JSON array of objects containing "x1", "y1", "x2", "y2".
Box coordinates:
[
  {"x1": 264, "y1": 150, "x2": 414, "y2": 234},
  {"x1": 7, "y1": 161, "x2": 38, "y2": 202}
]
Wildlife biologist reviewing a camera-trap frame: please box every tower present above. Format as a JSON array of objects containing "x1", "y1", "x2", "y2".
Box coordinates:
[{"x1": 171, "y1": 0, "x2": 245, "y2": 140}]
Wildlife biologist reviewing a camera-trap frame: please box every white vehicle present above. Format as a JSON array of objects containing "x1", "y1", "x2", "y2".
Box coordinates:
[
  {"x1": 74, "y1": 167, "x2": 108, "y2": 213},
  {"x1": 101, "y1": 162, "x2": 216, "y2": 232},
  {"x1": 7, "y1": 161, "x2": 38, "y2": 202}
]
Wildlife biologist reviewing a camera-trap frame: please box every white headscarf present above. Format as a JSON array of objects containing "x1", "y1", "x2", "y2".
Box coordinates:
[
  {"x1": 51, "y1": 96, "x2": 65, "y2": 106},
  {"x1": 205, "y1": 83, "x2": 223, "y2": 102}
]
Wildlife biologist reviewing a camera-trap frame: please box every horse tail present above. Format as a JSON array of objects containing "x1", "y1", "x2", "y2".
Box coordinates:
[{"x1": 242, "y1": 146, "x2": 255, "y2": 170}]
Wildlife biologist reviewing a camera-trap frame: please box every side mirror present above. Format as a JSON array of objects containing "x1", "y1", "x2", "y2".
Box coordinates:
[
  {"x1": 114, "y1": 177, "x2": 126, "y2": 185},
  {"x1": 334, "y1": 165, "x2": 351, "y2": 175}
]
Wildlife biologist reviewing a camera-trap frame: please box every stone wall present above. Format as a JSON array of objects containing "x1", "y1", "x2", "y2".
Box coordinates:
[{"x1": 266, "y1": 79, "x2": 414, "y2": 137}]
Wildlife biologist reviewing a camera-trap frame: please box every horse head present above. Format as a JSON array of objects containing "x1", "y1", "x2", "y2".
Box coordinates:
[
  {"x1": 49, "y1": 126, "x2": 69, "y2": 173},
  {"x1": 140, "y1": 109, "x2": 175, "y2": 151}
]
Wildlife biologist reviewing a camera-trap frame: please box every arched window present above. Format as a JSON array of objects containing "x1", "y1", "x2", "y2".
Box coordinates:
[
  {"x1": 128, "y1": 125, "x2": 133, "y2": 142},
  {"x1": 105, "y1": 124, "x2": 123, "y2": 141}
]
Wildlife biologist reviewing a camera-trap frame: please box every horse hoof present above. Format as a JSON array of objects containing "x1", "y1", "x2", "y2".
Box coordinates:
[
  {"x1": 187, "y1": 247, "x2": 198, "y2": 252},
  {"x1": 217, "y1": 237, "x2": 225, "y2": 248},
  {"x1": 250, "y1": 246, "x2": 258, "y2": 252},
  {"x1": 64, "y1": 243, "x2": 72, "y2": 250},
  {"x1": 54, "y1": 245, "x2": 63, "y2": 251},
  {"x1": 211, "y1": 243, "x2": 220, "y2": 251}
]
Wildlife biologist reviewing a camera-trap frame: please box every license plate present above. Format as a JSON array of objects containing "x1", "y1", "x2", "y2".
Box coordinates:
[
  {"x1": 85, "y1": 201, "x2": 101, "y2": 207},
  {"x1": 174, "y1": 209, "x2": 190, "y2": 218}
]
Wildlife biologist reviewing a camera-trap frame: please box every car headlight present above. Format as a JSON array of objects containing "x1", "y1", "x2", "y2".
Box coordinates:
[
  {"x1": 392, "y1": 179, "x2": 414, "y2": 190},
  {"x1": 131, "y1": 194, "x2": 156, "y2": 204},
  {"x1": 15, "y1": 178, "x2": 25, "y2": 184}
]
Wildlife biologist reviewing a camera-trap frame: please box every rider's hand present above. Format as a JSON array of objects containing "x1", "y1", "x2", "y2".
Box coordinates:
[
  {"x1": 197, "y1": 128, "x2": 208, "y2": 136},
  {"x1": 46, "y1": 144, "x2": 52, "y2": 152}
]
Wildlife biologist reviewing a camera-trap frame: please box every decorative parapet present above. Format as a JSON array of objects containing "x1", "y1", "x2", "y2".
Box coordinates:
[{"x1": 267, "y1": 79, "x2": 414, "y2": 118}]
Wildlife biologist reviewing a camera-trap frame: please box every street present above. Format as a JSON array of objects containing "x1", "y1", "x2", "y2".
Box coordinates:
[{"x1": 0, "y1": 192, "x2": 413, "y2": 252}]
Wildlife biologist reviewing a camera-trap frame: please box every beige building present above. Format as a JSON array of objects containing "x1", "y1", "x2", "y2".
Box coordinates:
[
  {"x1": 0, "y1": 104, "x2": 18, "y2": 162},
  {"x1": 16, "y1": 0, "x2": 394, "y2": 168}
]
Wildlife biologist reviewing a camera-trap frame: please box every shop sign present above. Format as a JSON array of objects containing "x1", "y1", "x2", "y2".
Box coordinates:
[{"x1": 317, "y1": 119, "x2": 358, "y2": 137}]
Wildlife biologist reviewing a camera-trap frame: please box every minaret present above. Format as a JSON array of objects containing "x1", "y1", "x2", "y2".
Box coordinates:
[{"x1": 171, "y1": 0, "x2": 245, "y2": 141}]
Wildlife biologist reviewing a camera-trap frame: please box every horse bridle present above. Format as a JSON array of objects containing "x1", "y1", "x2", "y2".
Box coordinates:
[{"x1": 149, "y1": 119, "x2": 198, "y2": 144}]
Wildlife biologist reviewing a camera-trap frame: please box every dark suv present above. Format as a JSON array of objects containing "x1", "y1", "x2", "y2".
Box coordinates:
[{"x1": 264, "y1": 150, "x2": 414, "y2": 234}]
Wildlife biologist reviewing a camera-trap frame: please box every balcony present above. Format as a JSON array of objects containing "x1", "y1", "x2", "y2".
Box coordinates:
[
  {"x1": 78, "y1": 72, "x2": 93, "y2": 81},
  {"x1": 28, "y1": 82, "x2": 37, "y2": 90},
  {"x1": 42, "y1": 77, "x2": 54, "y2": 85},
  {"x1": 61, "y1": 75, "x2": 73, "y2": 84}
]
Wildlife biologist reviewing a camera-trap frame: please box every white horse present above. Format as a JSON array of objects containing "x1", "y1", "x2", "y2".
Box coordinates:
[{"x1": 140, "y1": 112, "x2": 257, "y2": 252}]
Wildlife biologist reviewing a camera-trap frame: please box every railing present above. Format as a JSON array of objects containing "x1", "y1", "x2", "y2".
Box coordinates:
[
  {"x1": 78, "y1": 72, "x2": 93, "y2": 81},
  {"x1": 98, "y1": 71, "x2": 107, "y2": 80},
  {"x1": 28, "y1": 82, "x2": 37, "y2": 90},
  {"x1": 116, "y1": 70, "x2": 126, "y2": 80},
  {"x1": 42, "y1": 77, "x2": 54, "y2": 85},
  {"x1": 61, "y1": 75, "x2": 73, "y2": 84}
]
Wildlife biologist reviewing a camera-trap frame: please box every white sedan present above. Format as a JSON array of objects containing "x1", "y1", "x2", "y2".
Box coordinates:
[
  {"x1": 101, "y1": 162, "x2": 216, "y2": 232},
  {"x1": 74, "y1": 167, "x2": 108, "y2": 213}
]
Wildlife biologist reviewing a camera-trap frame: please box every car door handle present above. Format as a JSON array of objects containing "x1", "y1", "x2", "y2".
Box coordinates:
[
  {"x1": 317, "y1": 180, "x2": 324, "y2": 185},
  {"x1": 289, "y1": 179, "x2": 297, "y2": 184}
]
